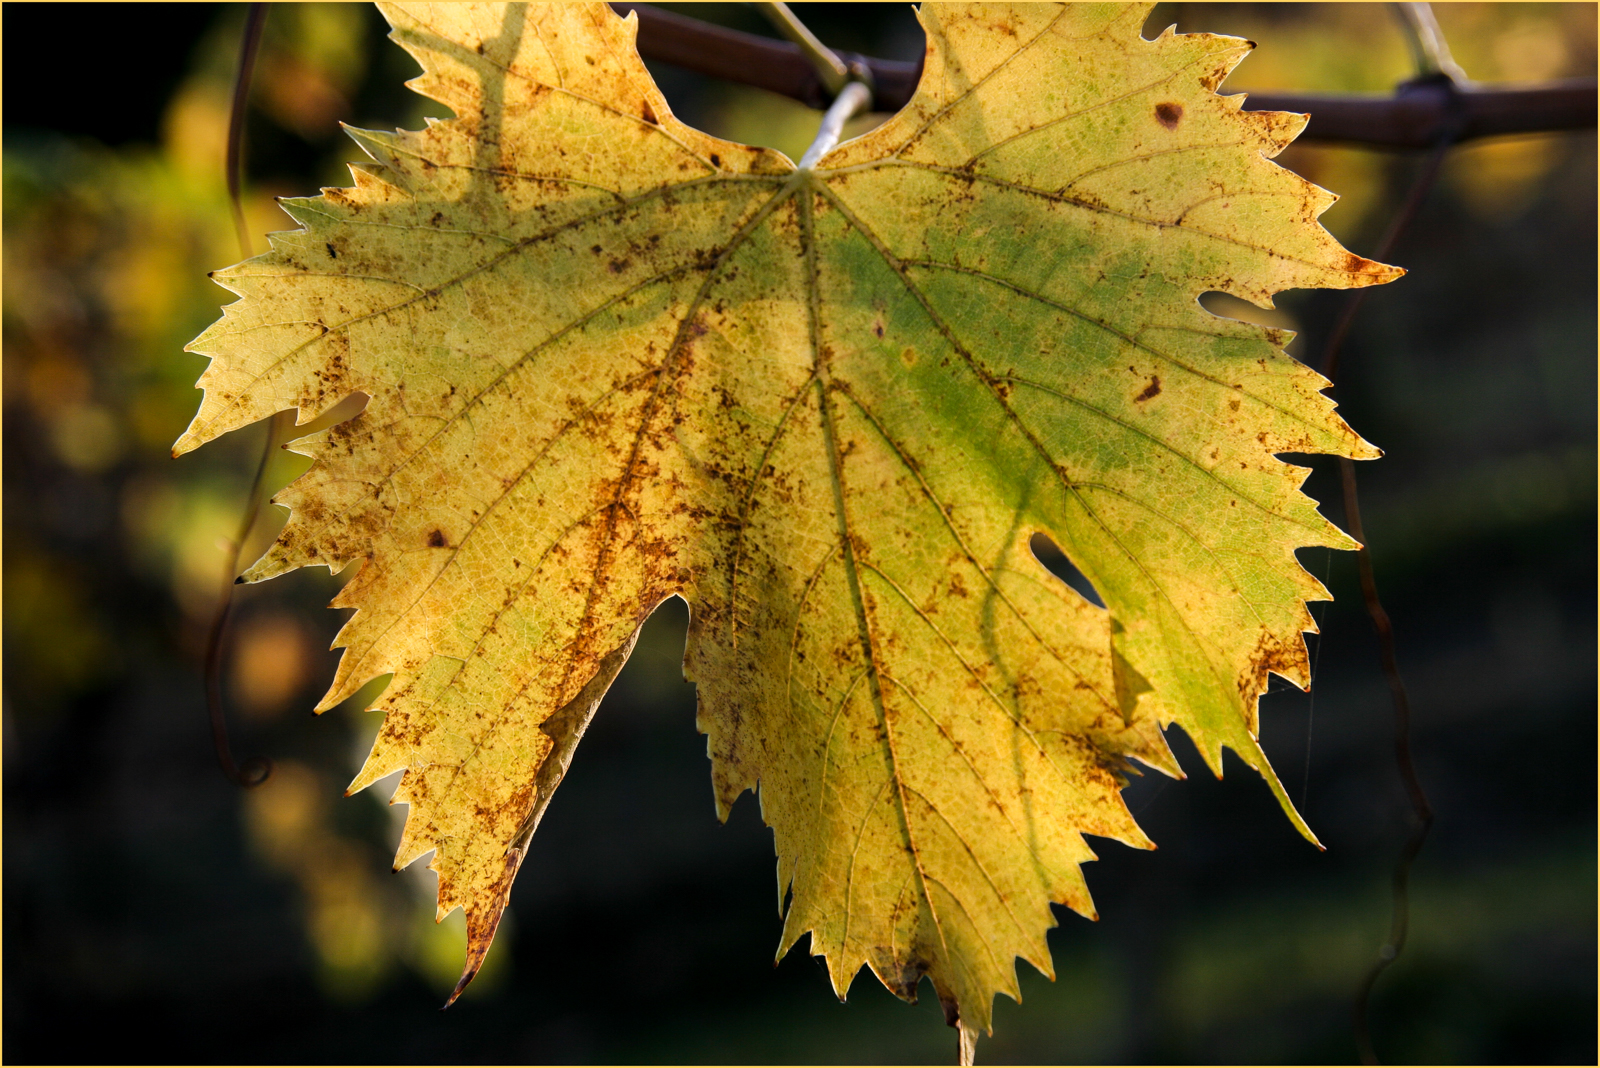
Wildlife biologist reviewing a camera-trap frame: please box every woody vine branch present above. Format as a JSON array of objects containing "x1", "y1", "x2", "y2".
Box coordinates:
[{"x1": 610, "y1": 1, "x2": 1596, "y2": 148}]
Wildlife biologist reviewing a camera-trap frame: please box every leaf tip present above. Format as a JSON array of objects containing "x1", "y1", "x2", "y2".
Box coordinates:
[
  {"x1": 441, "y1": 967, "x2": 477, "y2": 1010},
  {"x1": 1343, "y1": 252, "x2": 1406, "y2": 288},
  {"x1": 442, "y1": 919, "x2": 495, "y2": 1009},
  {"x1": 1254, "y1": 745, "x2": 1324, "y2": 849}
]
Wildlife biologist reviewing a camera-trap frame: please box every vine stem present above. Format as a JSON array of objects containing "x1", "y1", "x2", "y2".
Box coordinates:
[{"x1": 204, "y1": 1, "x2": 277, "y2": 789}]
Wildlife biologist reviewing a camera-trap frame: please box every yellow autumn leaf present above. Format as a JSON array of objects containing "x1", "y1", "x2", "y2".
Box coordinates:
[{"x1": 177, "y1": 1, "x2": 1398, "y2": 1041}]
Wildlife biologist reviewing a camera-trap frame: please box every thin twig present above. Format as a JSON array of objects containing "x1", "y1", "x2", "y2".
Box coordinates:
[
  {"x1": 758, "y1": 1, "x2": 848, "y2": 98},
  {"x1": 1317, "y1": 95, "x2": 1461, "y2": 1068},
  {"x1": 1320, "y1": 128, "x2": 1456, "y2": 385},
  {"x1": 1390, "y1": 2, "x2": 1472, "y2": 85},
  {"x1": 226, "y1": 4, "x2": 269, "y2": 260},
  {"x1": 1343, "y1": 451, "x2": 1434, "y2": 1067},
  {"x1": 606, "y1": 3, "x2": 1595, "y2": 145},
  {"x1": 204, "y1": 412, "x2": 287, "y2": 788},
  {"x1": 205, "y1": 1, "x2": 276, "y2": 789}
]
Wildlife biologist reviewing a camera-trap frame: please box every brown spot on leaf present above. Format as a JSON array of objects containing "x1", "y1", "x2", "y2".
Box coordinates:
[
  {"x1": 1241, "y1": 630, "x2": 1308, "y2": 702},
  {"x1": 1155, "y1": 102, "x2": 1183, "y2": 129},
  {"x1": 1135, "y1": 375, "x2": 1161, "y2": 402},
  {"x1": 427, "y1": 529, "x2": 447, "y2": 548},
  {"x1": 640, "y1": 99, "x2": 657, "y2": 125}
]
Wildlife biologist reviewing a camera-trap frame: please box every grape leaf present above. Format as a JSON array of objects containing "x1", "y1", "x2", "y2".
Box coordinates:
[{"x1": 177, "y1": 1, "x2": 1399, "y2": 1038}]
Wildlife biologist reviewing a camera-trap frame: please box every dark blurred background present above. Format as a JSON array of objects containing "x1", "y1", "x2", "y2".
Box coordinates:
[{"x1": 4, "y1": 3, "x2": 1594, "y2": 1063}]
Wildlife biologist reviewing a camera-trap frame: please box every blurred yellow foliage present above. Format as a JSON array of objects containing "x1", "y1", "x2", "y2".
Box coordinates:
[
  {"x1": 257, "y1": 4, "x2": 370, "y2": 139},
  {"x1": 243, "y1": 760, "x2": 406, "y2": 1000},
  {"x1": 232, "y1": 611, "x2": 316, "y2": 720},
  {"x1": 1446, "y1": 135, "x2": 1564, "y2": 222}
]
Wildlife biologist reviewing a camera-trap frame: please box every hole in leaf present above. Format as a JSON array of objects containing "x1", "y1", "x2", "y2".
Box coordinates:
[
  {"x1": 1198, "y1": 290, "x2": 1301, "y2": 333},
  {"x1": 637, "y1": 5, "x2": 925, "y2": 162},
  {"x1": 1029, "y1": 532, "x2": 1104, "y2": 608}
]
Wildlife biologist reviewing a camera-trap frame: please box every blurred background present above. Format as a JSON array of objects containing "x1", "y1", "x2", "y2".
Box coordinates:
[{"x1": 3, "y1": 3, "x2": 1594, "y2": 1063}]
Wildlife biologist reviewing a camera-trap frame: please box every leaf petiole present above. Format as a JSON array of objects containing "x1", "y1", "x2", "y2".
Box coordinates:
[{"x1": 797, "y1": 79, "x2": 871, "y2": 171}]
